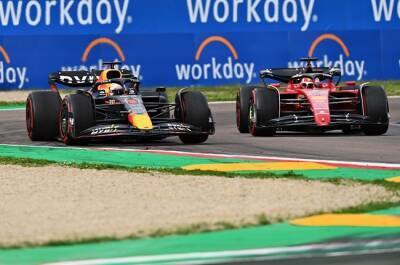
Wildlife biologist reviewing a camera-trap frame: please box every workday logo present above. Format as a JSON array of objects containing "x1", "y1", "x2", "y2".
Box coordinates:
[
  {"x1": 0, "y1": 45, "x2": 28, "y2": 89},
  {"x1": 186, "y1": 0, "x2": 317, "y2": 32},
  {"x1": 288, "y1": 34, "x2": 367, "y2": 80},
  {"x1": 371, "y1": 0, "x2": 400, "y2": 23},
  {"x1": 175, "y1": 36, "x2": 255, "y2": 84},
  {"x1": 61, "y1": 37, "x2": 141, "y2": 79},
  {"x1": 0, "y1": 0, "x2": 132, "y2": 34}
]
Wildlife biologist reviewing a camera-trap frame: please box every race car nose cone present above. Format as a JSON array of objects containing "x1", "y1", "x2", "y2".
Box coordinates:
[
  {"x1": 128, "y1": 113, "x2": 153, "y2": 131},
  {"x1": 315, "y1": 113, "x2": 331, "y2": 126}
]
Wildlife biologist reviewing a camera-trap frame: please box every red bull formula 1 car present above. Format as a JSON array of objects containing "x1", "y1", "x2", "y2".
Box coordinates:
[
  {"x1": 236, "y1": 58, "x2": 389, "y2": 136},
  {"x1": 26, "y1": 62, "x2": 214, "y2": 145}
]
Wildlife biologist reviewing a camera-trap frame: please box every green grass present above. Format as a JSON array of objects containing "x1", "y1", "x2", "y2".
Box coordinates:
[
  {"x1": 0, "y1": 156, "x2": 306, "y2": 181},
  {"x1": 370, "y1": 80, "x2": 400, "y2": 96},
  {"x1": 164, "y1": 85, "x2": 240, "y2": 102},
  {"x1": 164, "y1": 80, "x2": 400, "y2": 102},
  {"x1": 1, "y1": 81, "x2": 398, "y2": 107},
  {"x1": 0, "y1": 101, "x2": 25, "y2": 106}
]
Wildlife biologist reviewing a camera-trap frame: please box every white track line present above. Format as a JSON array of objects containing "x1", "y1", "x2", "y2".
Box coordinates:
[
  {"x1": 0, "y1": 107, "x2": 25, "y2": 111},
  {"x1": 42, "y1": 239, "x2": 400, "y2": 265},
  {"x1": 95, "y1": 147, "x2": 400, "y2": 169}
]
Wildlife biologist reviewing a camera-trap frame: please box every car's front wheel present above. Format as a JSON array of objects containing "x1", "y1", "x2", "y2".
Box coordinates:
[
  {"x1": 249, "y1": 88, "x2": 279, "y2": 136},
  {"x1": 176, "y1": 91, "x2": 212, "y2": 144},
  {"x1": 361, "y1": 86, "x2": 389, "y2": 135},
  {"x1": 59, "y1": 94, "x2": 94, "y2": 145}
]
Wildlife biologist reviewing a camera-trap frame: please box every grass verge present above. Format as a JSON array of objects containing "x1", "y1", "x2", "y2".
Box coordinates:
[
  {"x1": 0, "y1": 81, "x2": 398, "y2": 106},
  {"x1": 1, "y1": 156, "x2": 400, "y2": 189},
  {"x1": 0, "y1": 156, "x2": 305, "y2": 181}
]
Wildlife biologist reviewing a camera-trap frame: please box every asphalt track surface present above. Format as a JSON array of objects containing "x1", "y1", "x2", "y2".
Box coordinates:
[
  {"x1": 0, "y1": 98, "x2": 399, "y2": 163},
  {"x1": 218, "y1": 251, "x2": 400, "y2": 265}
]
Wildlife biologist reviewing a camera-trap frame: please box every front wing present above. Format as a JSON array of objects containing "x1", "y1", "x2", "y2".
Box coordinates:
[
  {"x1": 77, "y1": 122, "x2": 214, "y2": 139},
  {"x1": 258, "y1": 114, "x2": 387, "y2": 130}
]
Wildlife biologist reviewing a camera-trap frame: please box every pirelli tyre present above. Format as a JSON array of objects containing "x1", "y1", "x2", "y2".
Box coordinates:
[
  {"x1": 361, "y1": 86, "x2": 389, "y2": 135},
  {"x1": 59, "y1": 94, "x2": 94, "y2": 145},
  {"x1": 177, "y1": 91, "x2": 211, "y2": 144},
  {"x1": 236, "y1": 86, "x2": 254, "y2": 133},
  {"x1": 26, "y1": 91, "x2": 61, "y2": 141},
  {"x1": 249, "y1": 88, "x2": 279, "y2": 136}
]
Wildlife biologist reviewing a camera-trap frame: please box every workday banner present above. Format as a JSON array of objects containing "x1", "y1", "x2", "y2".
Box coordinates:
[{"x1": 0, "y1": 0, "x2": 399, "y2": 89}]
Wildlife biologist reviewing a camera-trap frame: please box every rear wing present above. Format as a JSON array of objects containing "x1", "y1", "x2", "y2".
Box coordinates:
[
  {"x1": 259, "y1": 67, "x2": 335, "y2": 83},
  {"x1": 48, "y1": 69, "x2": 137, "y2": 88}
]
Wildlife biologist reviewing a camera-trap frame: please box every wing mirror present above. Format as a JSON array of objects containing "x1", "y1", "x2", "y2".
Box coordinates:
[
  {"x1": 345, "y1": 81, "x2": 356, "y2": 86},
  {"x1": 329, "y1": 68, "x2": 341, "y2": 76},
  {"x1": 270, "y1": 83, "x2": 281, "y2": 88}
]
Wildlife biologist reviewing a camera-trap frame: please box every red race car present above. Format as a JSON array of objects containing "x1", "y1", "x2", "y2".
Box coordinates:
[{"x1": 236, "y1": 58, "x2": 389, "y2": 136}]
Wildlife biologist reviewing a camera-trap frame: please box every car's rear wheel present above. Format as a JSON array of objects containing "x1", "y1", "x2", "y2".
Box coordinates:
[
  {"x1": 177, "y1": 91, "x2": 211, "y2": 144},
  {"x1": 361, "y1": 86, "x2": 389, "y2": 135},
  {"x1": 236, "y1": 87, "x2": 254, "y2": 133},
  {"x1": 249, "y1": 88, "x2": 279, "y2": 136},
  {"x1": 26, "y1": 91, "x2": 61, "y2": 141},
  {"x1": 59, "y1": 94, "x2": 94, "y2": 145}
]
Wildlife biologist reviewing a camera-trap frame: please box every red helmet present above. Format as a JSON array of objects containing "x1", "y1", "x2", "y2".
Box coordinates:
[{"x1": 300, "y1": 77, "x2": 313, "y2": 89}]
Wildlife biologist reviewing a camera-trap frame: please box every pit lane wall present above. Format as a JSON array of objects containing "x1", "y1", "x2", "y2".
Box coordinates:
[{"x1": 0, "y1": 0, "x2": 399, "y2": 90}]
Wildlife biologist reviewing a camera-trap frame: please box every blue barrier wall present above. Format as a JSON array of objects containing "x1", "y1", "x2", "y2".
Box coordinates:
[{"x1": 0, "y1": 0, "x2": 399, "y2": 90}]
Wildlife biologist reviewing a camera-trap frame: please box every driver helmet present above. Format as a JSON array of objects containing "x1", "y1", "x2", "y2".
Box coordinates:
[
  {"x1": 300, "y1": 77, "x2": 314, "y2": 89},
  {"x1": 109, "y1": 83, "x2": 124, "y2": 95}
]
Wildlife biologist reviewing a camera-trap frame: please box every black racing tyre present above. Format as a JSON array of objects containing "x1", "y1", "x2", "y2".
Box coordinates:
[
  {"x1": 249, "y1": 88, "x2": 279, "y2": 136},
  {"x1": 177, "y1": 91, "x2": 211, "y2": 144},
  {"x1": 26, "y1": 91, "x2": 61, "y2": 141},
  {"x1": 59, "y1": 94, "x2": 94, "y2": 145},
  {"x1": 361, "y1": 86, "x2": 389, "y2": 135},
  {"x1": 236, "y1": 86, "x2": 254, "y2": 133}
]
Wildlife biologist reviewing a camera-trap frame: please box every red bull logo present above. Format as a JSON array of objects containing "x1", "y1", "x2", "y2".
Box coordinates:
[
  {"x1": 288, "y1": 34, "x2": 366, "y2": 80},
  {"x1": 0, "y1": 45, "x2": 28, "y2": 89},
  {"x1": 175, "y1": 36, "x2": 255, "y2": 84},
  {"x1": 61, "y1": 37, "x2": 141, "y2": 79}
]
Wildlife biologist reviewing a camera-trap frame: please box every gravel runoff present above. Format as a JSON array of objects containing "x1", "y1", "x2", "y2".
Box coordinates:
[{"x1": 0, "y1": 164, "x2": 397, "y2": 247}]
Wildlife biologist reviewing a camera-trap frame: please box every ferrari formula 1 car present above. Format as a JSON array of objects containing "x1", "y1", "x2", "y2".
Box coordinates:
[
  {"x1": 26, "y1": 62, "x2": 214, "y2": 145},
  {"x1": 236, "y1": 58, "x2": 389, "y2": 136}
]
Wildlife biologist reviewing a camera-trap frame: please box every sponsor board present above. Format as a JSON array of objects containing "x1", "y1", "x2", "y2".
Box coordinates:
[
  {"x1": 175, "y1": 36, "x2": 255, "y2": 84},
  {"x1": 0, "y1": 0, "x2": 132, "y2": 34},
  {"x1": 186, "y1": 0, "x2": 317, "y2": 31},
  {"x1": 60, "y1": 37, "x2": 142, "y2": 80},
  {"x1": 0, "y1": 45, "x2": 28, "y2": 89},
  {"x1": 288, "y1": 34, "x2": 367, "y2": 81},
  {"x1": 1, "y1": 1, "x2": 400, "y2": 89},
  {"x1": 371, "y1": 0, "x2": 400, "y2": 23}
]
